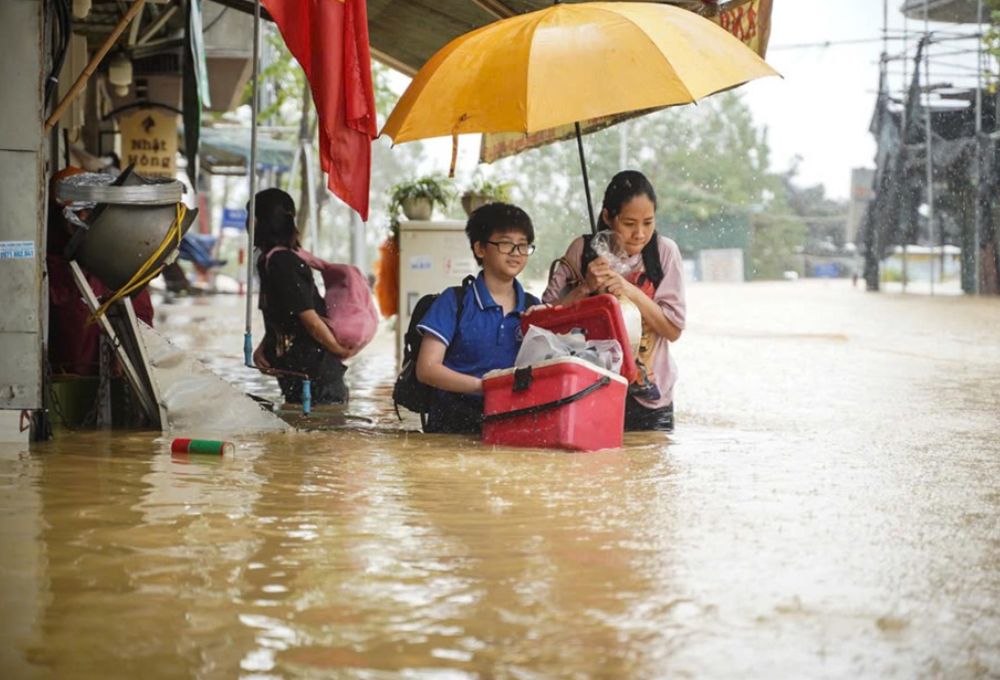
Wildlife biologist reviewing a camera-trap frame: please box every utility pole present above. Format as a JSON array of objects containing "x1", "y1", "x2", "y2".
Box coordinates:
[
  {"x1": 349, "y1": 211, "x2": 366, "y2": 272},
  {"x1": 973, "y1": 0, "x2": 984, "y2": 294},
  {"x1": 901, "y1": 8, "x2": 910, "y2": 291},
  {"x1": 924, "y1": 4, "x2": 935, "y2": 295}
]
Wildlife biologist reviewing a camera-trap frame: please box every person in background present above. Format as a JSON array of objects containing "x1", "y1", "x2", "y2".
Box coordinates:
[
  {"x1": 416, "y1": 203, "x2": 541, "y2": 434},
  {"x1": 251, "y1": 188, "x2": 355, "y2": 405},
  {"x1": 543, "y1": 170, "x2": 686, "y2": 432}
]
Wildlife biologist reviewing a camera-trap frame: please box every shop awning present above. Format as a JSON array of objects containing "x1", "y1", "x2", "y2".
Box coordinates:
[{"x1": 212, "y1": 0, "x2": 747, "y2": 77}]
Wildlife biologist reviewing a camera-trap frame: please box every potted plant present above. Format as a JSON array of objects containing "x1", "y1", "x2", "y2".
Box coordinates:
[
  {"x1": 389, "y1": 175, "x2": 455, "y2": 222},
  {"x1": 461, "y1": 177, "x2": 514, "y2": 216}
]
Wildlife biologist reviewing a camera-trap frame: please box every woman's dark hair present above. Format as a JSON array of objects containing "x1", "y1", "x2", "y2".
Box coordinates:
[
  {"x1": 599, "y1": 170, "x2": 657, "y2": 228},
  {"x1": 466, "y1": 202, "x2": 535, "y2": 265},
  {"x1": 252, "y1": 188, "x2": 299, "y2": 252}
]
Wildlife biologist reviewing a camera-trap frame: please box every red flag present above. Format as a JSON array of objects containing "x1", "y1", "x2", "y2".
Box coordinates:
[{"x1": 263, "y1": 0, "x2": 377, "y2": 220}]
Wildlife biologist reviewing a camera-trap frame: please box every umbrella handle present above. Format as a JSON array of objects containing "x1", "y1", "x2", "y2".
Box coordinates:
[{"x1": 575, "y1": 122, "x2": 597, "y2": 234}]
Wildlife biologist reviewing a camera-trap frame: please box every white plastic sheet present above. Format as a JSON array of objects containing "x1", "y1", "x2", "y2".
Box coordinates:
[{"x1": 515, "y1": 325, "x2": 623, "y2": 374}]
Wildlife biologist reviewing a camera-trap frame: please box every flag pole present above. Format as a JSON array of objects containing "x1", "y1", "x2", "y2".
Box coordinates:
[{"x1": 244, "y1": 0, "x2": 262, "y2": 366}]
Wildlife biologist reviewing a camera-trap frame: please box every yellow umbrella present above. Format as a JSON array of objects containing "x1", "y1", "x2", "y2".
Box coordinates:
[{"x1": 381, "y1": 1, "x2": 779, "y2": 228}]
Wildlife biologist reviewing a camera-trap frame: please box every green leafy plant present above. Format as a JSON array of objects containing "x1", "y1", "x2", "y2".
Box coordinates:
[
  {"x1": 387, "y1": 175, "x2": 455, "y2": 236},
  {"x1": 985, "y1": 1, "x2": 1000, "y2": 91},
  {"x1": 464, "y1": 176, "x2": 514, "y2": 202},
  {"x1": 389, "y1": 175, "x2": 454, "y2": 214}
]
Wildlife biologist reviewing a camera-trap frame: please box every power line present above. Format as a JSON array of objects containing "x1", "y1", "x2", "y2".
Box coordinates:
[
  {"x1": 774, "y1": 31, "x2": 984, "y2": 53},
  {"x1": 770, "y1": 36, "x2": 905, "y2": 50}
]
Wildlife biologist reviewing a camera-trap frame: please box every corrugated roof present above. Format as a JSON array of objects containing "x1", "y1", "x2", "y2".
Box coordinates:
[
  {"x1": 210, "y1": 0, "x2": 716, "y2": 76},
  {"x1": 367, "y1": 1, "x2": 716, "y2": 75}
]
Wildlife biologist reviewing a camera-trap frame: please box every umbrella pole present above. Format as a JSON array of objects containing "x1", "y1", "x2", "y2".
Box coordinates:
[
  {"x1": 244, "y1": 0, "x2": 261, "y2": 367},
  {"x1": 574, "y1": 122, "x2": 597, "y2": 233}
]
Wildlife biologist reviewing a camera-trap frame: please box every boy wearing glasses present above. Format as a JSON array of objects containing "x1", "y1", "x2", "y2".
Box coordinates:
[{"x1": 416, "y1": 202, "x2": 541, "y2": 433}]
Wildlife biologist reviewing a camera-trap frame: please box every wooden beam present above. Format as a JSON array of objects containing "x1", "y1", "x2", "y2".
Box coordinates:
[
  {"x1": 127, "y1": 1, "x2": 145, "y2": 45},
  {"x1": 207, "y1": 0, "x2": 273, "y2": 23},
  {"x1": 46, "y1": 0, "x2": 147, "y2": 132},
  {"x1": 371, "y1": 47, "x2": 417, "y2": 78},
  {"x1": 137, "y1": 4, "x2": 177, "y2": 45}
]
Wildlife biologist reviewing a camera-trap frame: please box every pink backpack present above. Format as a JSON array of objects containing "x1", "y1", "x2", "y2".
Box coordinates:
[{"x1": 266, "y1": 247, "x2": 378, "y2": 351}]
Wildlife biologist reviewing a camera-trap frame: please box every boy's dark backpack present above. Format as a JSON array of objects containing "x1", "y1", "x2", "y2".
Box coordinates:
[{"x1": 393, "y1": 275, "x2": 475, "y2": 423}]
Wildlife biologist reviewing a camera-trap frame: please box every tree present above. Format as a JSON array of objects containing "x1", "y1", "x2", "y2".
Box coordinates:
[
  {"x1": 985, "y1": 0, "x2": 1000, "y2": 77},
  {"x1": 493, "y1": 93, "x2": 805, "y2": 281}
]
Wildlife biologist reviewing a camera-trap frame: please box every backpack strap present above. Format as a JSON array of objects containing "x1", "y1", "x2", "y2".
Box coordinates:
[
  {"x1": 448, "y1": 275, "x2": 476, "y2": 350},
  {"x1": 265, "y1": 246, "x2": 329, "y2": 272},
  {"x1": 548, "y1": 255, "x2": 582, "y2": 291},
  {"x1": 263, "y1": 246, "x2": 290, "y2": 268}
]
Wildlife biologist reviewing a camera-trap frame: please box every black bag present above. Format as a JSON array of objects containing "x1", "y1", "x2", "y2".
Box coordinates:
[{"x1": 392, "y1": 276, "x2": 474, "y2": 422}]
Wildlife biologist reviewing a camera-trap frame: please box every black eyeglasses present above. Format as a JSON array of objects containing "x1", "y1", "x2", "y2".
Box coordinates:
[{"x1": 487, "y1": 241, "x2": 536, "y2": 256}]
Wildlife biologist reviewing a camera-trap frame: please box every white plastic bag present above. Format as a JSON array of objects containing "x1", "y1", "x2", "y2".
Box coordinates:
[
  {"x1": 515, "y1": 325, "x2": 623, "y2": 374},
  {"x1": 591, "y1": 229, "x2": 642, "y2": 276}
]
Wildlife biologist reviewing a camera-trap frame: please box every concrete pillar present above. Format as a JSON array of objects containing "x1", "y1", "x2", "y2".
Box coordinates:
[{"x1": 0, "y1": 1, "x2": 47, "y2": 420}]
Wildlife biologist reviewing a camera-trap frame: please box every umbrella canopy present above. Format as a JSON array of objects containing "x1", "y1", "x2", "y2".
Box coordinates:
[{"x1": 381, "y1": 1, "x2": 779, "y2": 144}]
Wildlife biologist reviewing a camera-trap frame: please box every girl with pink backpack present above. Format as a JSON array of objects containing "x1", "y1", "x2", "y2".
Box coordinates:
[{"x1": 251, "y1": 189, "x2": 378, "y2": 406}]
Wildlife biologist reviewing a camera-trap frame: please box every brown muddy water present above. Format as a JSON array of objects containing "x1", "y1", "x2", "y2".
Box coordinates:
[{"x1": 2, "y1": 280, "x2": 998, "y2": 678}]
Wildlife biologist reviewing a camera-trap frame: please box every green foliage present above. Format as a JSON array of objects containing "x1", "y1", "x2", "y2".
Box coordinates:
[
  {"x1": 387, "y1": 175, "x2": 456, "y2": 234},
  {"x1": 389, "y1": 175, "x2": 455, "y2": 206},
  {"x1": 984, "y1": 1, "x2": 1000, "y2": 89},
  {"x1": 750, "y1": 214, "x2": 807, "y2": 280},
  {"x1": 881, "y1": 268, "x2": 908, "y2": 283},
  {"x1": 464, "y1": 176, "x2": 514, "y2": 202},
  {"x1": 493, "y1": 92, "x2": 805, "y2": 281}
]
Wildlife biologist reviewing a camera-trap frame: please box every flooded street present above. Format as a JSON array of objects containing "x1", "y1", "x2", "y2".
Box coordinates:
[{"x1": 2, "y1": 281, "x2": 998, "y2": 678}]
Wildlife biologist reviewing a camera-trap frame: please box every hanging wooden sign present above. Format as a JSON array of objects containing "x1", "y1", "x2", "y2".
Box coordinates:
[{"x1": 119, "y1": 109, "x2": 178, "y2": 178}]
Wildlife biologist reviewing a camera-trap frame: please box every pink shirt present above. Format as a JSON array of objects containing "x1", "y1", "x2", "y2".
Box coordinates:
[{"x1": 542, "y1": 235, "x2": 687, "y2": 408}]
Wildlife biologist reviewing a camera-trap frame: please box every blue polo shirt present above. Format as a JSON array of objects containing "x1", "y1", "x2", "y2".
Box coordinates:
[{"x1": 417, "y1": 272, "x2": 540, "y2": 379}]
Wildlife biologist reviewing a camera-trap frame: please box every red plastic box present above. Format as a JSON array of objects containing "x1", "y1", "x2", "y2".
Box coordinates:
[
  {"x1": 482, "y1": 295, "x2": 633, "y2": 451},
  {"x1": 482, "y1": 357, "x2": 627, "y2": 451}
]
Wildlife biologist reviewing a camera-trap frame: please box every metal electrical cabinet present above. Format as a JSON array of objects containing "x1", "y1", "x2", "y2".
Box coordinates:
[{"x1": 396, "y1": 220, "x2": 478, "y2": 367}]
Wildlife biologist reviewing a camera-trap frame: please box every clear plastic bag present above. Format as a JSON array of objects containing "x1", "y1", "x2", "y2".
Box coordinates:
[
  {"x1": 591, "y1": 229, "x2": 643, "y2": 276},
  {"x1": 515, "y1": 325, "x2": 623, "y2": 374},
  {"x1": 591, "y1": 230, "x2": 643, "y2": 350}
]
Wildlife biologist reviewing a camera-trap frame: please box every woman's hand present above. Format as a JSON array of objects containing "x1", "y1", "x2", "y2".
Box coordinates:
[
  {"x1": 584, "y1": 257, "x2": 612, "y2": 294},
  {"x1": 298, "y1": 309, "x2": 359, "y2": 360},
  {"x1": 252, "y1": 342, "x2": 271, "y2": 369},
  {"x1": 335, "y1": 343, "x2": 361, "y2": 360},
  {"x1": 601, "y1": 270, "x2": 641, "y2": 301}
]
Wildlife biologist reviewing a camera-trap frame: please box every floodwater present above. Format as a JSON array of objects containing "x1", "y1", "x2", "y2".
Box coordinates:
[{"x1": 2, "y1": 280, "x2": 998, "y2": 678}]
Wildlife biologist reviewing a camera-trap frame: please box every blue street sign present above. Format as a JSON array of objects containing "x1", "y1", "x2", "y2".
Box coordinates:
[{"x1": 221, "y1": 208, "x2": 247, "y2": 230}]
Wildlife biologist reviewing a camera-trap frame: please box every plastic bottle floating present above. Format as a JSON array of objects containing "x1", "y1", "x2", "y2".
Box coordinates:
[{"x1": 170, "y1": 438, "x2": 235, "y2": 456}]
